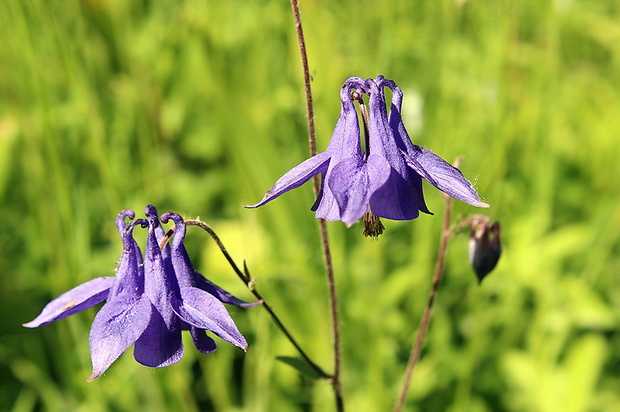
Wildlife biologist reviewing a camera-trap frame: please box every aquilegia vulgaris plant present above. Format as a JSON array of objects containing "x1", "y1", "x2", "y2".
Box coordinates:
[
  {"x1": 247, "y1": 75, "x2": 489, "y2": 236},
  {"x1": 20, "y1": 0, "x2": 502, "y2": 407},
  {"x1": 24, "y1": 205, "x2": 256, "y2": 380}
]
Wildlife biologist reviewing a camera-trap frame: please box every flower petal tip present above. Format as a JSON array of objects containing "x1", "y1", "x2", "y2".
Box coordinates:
[
  {"x1": 87, "y1": 372, "x2": 101, "y2": 382},
  {"x1": 236, "y1": 299, "x2": 264, "y2": 308},
  {"x1": 342, "y1": 219, "x2": 356, "y2": 228}
]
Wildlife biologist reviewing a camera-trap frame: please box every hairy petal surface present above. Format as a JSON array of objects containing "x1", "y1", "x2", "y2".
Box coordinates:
[
  {"x1": 88, "y1": 295, "x2": 152, "y2": 381},
  {"x1": 133, "y1": 207, "x2": 184, "y2": 367},
  {"x1": 402, "y1": 146, "x2": 489, "y2": 208},
  {"x1": 133, "y1": 305, "x2": 184, "y2": 367},
  {"x1": 328, "y1": 154, "x2": 391, "y2": 226},
  {"x1": 246, "y1": 152, "x2": 330, "y2": 208},
  {"x1": 173, "y1": 287, "x2": 248, "y2": 351},
  {"x1": 194, "y1": 276, "x2": 260, "y2": 308},
  {"x1": 190, "y1": 327, "x2": 217, "y2": 354},
  {"x1": 23, "y1": 277, "x2": 115, "y2": 328}
]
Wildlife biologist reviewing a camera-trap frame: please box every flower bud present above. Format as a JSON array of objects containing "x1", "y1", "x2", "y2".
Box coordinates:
[{"x1": 468, "y1": 218, "x2": 501, "y2": 283}]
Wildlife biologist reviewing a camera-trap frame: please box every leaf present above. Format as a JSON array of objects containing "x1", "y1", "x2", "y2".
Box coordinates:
[{"x1": 276, "y1": 356, "x2": 324, "y2": 381}]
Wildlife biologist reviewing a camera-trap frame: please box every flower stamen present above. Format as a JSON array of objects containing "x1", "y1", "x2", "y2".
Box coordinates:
[{"x1": 362, "y1": 207, "x2": 385, "y2": 238}]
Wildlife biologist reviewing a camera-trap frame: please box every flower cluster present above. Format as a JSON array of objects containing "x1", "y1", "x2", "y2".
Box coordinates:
[
  {"x1": 24, "y1": 206, "x2": 256, "y2": 381},
  {"x1": 247, "y1": 75, "x2": 488, "y2": 234}
]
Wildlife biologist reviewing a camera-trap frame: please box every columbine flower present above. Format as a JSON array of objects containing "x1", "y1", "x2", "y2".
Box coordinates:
[
  {"x1": 24, "y1": 206, "x2": 254, "y2": 380},
  {"x1": 247, "y1": 75, "x2": 489, "y2": 234}
]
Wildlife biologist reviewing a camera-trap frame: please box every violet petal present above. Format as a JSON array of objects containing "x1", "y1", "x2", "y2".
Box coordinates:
[
  {"x1": 402, "y1": 146, "x2": 490, "y2": 208},
  {"x1": 88, "y1": 295, "x2": 152, "y2": 381},
  {"x1": 173, "y1": 287, "x2": 248, "y2": 351},
  {"x1": 194, "y1": 276, "x2": 261, "y2": 308},
  {"x1": 24, "y1": 277, "x2": 115, "y2": 328},
  {"x1": 246, "y1": 152, "x2": 331, "y2": 209},
  {"x1": 328, "y1": 154, "x2": 391, "y2": 226},
  {"x1": 190, "y1": 327, "x2": 218, "y2": 354},
  {"x1": 133, "y1": 306, "x2": 184, "y2": 368}
]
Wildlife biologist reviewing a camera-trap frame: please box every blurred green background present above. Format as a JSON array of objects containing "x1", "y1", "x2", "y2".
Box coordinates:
[{"x1": 1, "y1": 0, "x2": 619, "y2": 411}]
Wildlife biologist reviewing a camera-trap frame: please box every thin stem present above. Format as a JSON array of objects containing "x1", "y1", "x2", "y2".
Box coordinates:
[
  {"x1": 290, "y1": 0, "x2": 316, "y2": 159},
  {"x1": 318, "y1": 217, "x2": 344, "y2": 411},
  {"x1": 289, "y1": 1, "x2": 343, "y2": 410},
  {"x1": 184, "y1": 220, "x2": 331, "y2": 380},
  {"x1": 393, "y1": 158, "x2": 462, "y2": 412}
]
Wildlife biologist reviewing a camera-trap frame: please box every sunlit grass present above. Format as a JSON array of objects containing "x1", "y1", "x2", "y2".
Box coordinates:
[{"x1": 1, "y1": 0, "x2": 619, "y2": 411}]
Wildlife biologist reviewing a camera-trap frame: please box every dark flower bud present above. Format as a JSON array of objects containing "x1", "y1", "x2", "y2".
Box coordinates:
[{"x1": 468, "y1": 217, "x2": 501, "y2": 283}]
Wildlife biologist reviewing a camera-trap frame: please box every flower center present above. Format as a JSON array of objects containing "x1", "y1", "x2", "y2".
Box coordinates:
[
  {"x1": 358, "y1": 98, "x2": 371, "y2": 159},
  {"x1": 351, "y1": 89, "x2": 371, "y2": 159}
]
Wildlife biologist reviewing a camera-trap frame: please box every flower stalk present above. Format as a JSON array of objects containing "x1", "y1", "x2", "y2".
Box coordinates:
[{"x1": 289, "y1": 1, "x2": 344, "y2": 410}]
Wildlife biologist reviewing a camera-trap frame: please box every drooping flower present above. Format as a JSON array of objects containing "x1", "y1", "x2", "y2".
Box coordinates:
[
  {"x1": 247, "y1": 75, "x2": 489, "y2": 233},
  {"x1": 24, "y1": 206, "x2": 255, "y2": 380}
]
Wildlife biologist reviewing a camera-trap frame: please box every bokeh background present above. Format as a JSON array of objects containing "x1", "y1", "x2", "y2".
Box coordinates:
[{"x1": 1, "y1": 0, "x2": 619, "y2": 411}]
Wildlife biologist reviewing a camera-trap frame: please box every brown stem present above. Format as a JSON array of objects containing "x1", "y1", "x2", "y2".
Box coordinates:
[
  {"x1": 289, "y1": 1, "x2": 344, "y2": 410},
  {"x1": 290, "y1": 0, "x2": 316, "y2": 159}
]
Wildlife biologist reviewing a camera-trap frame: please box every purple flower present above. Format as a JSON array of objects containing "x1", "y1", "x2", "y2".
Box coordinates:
[
  {"x1": 247, "y1": 76, "x2": 488, "y2": 233},
  {"x1": 24, "y1": 206, "x2": 255, "y2": 380}
]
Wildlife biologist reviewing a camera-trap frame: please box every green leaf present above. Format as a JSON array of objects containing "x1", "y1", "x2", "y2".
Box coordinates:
[{"x1": 276, "y1": 356, "x2": 324, "y2": 381}]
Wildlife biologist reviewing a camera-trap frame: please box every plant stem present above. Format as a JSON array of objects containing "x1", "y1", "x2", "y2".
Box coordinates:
[
  {"x1": 318, "y1": 217, "x2": 344, "y2": 411},
  {"x1": 290, "y1": 0, "x2": 316, "y2": 158},
  {"x1": 393, "y1": 158, "x2": 462, "y2": 412},
  {"x1": 183, "y1": 220, "x2": 332, "y2": 380},
  {"x1": 289, "y1": 1, "x2": 343, "y2": 410}
]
